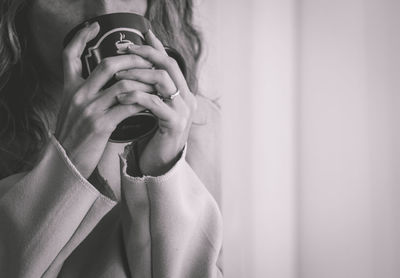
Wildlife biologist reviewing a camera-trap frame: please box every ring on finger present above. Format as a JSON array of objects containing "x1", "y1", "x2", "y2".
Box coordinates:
[{"x1": 157, "y1": 89, "x2": 180, "y2": 102}]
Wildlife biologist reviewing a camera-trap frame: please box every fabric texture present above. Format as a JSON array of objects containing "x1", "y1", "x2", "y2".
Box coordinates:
[{"x1": 0, "y1": 95, "x2": 223, "y2": 277}]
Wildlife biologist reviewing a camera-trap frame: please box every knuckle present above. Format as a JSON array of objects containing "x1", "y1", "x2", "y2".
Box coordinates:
[
  {"x1": 119, "y1": 91, "x2": 138, "y2": 104},
  {"x1": 117, "y1": 80, "x2": 130, "y2": 92},
  {"x1": 158, "y1": 70, "x2": 170, "y2": 82},
  {"x1": 71, "y1": 92, "x2": 84, "y2": 107},
  {"x1": 82, "y1": 106, "x2": 94, "y2": 119},
  {"x1": 129, "y1": 91, "x2": 140, "y2": 101}
]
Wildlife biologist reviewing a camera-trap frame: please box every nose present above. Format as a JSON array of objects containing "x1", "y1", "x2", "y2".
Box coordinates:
[{"x1": 84, "y1": 0, "x2": 147, "y2": 18}]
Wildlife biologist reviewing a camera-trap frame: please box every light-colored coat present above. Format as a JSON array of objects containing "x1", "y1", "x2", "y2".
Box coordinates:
[{"x1": 0, "y1": 95, "x2": 223, "y2": 277}]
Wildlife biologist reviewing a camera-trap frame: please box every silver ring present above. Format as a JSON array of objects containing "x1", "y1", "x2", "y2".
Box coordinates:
[{"x1": 158, "y1": 89, "x2": 180, "y2": 101}]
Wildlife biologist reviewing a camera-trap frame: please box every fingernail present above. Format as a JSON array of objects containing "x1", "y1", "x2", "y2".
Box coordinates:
[
  {"x1": 115, "y1": 71, "x2": 127, "y2": 79},
  {"x1": 89, "y1": 22, "x2": 99, "y2": 31},
  {"x1": 128, "y1": 44, "x2": 140, "y2": 50},
  {"x1": 117, "y1": 93, "x2": 128, "y2": 100}
]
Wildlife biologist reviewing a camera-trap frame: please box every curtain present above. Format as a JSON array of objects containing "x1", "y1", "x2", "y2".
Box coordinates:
[{"x1": 197, "y1": 0, "x2": 400, "y2": 277}]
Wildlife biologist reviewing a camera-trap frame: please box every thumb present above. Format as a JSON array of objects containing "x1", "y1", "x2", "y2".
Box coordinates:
[{"x1": 63, "y1": 22, "x2": 100, "y2": 88}]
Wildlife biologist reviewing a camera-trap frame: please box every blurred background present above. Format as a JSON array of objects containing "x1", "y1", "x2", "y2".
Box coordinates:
[{"x1": 195, "y1": 0, "x2": 400, "y2": 277}]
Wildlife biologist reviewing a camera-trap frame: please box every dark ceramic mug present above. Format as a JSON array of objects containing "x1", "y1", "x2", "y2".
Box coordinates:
[{"x1": 63, "y1": 13, "x2": 186, "y2": 143}]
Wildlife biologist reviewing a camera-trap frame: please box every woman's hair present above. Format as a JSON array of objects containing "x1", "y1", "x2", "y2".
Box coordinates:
[{"x1": 0, "y1": 0, "x2": 203, "y2": 179}]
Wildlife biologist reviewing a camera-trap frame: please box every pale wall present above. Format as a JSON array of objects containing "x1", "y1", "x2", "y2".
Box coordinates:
[{"x1": 197, "y1": 0, "x2": 400, "y2": 277}]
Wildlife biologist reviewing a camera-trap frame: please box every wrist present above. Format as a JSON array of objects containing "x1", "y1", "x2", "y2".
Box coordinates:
[{"x1": 139, "y1": 143, "x2": 185, "y2": 176}]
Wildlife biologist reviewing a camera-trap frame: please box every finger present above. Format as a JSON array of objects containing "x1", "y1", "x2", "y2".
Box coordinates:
[
  {"x1": 126, "y1": 45, "x2": 190, "y2": 97},
  {"x1": 116, "y1": 90, "x2": 173, "y2": 120},
  {"x1": 115, "y1": 68, "x2": 176, "y2": 97},
  {"x1": 89, "y1": 80, "x2": 155, "y2": 111},
  {"x1": 63, "y1": 22, "x2": 100, "y2": 84},
  {"x1": 127, "y1": 45, "x2": 168, "y2": 69},
  {"x1": 104, "y1": 104, "x2": 148, "y2": 130},
  {"x1": 144, "y1": 29, "x2": 167, "y2": 54},
  {"x1": 82, "y1": 54, "x2": 153, "y2": 96}
]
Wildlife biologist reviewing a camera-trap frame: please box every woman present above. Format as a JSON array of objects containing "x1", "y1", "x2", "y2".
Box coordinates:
[{"x1": 0, "y1": 0, "x2": 223, "y2": 277}]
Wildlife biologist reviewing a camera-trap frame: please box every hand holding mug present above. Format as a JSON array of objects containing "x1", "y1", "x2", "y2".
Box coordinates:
[
  {"x1": 63, "y1": 13, "x2": 187, "y2": 143},
  {"x1": 55, "y1": 22, "x2": 155, "y2": 178},
  {"x1": 58, "y1": 13, "x2": 195, "y2": 177},
  {"x1": 115, "y1": 30, "x2": 197, "y2": 176}
]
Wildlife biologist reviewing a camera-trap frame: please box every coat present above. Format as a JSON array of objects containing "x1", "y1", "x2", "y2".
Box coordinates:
[{"x1": 0, "y1": 95, "x2": 223, "y2": 277}]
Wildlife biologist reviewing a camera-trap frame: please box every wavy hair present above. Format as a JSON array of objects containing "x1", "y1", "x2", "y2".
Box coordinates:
[{"x1": 0, "y1": 0, "x2": 203, "y2": 179}]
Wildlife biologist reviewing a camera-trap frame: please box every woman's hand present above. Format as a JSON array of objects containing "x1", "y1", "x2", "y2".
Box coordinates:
[
  {"x1": 115, "y1": 30, "x2": 198, "y2": 176},
  {"x1": 55, "y1": 22, "x2": 155, "y2": 178}
]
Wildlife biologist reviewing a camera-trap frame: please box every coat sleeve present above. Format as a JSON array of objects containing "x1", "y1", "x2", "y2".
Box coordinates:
[
  {"x1": 118, "y1": 95, "x2": 223, "y2": 278},
  {"x1": 0, "y1": 135, "x2": 117, "y2": 278}
]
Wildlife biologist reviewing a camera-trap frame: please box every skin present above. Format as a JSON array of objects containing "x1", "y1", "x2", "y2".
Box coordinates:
[
  {"x1": 28, "y1": 0, "x2": 148, "y2": 83},
  {"x1": 27, "y1": 0, "x2": 197, "y2": 180}
]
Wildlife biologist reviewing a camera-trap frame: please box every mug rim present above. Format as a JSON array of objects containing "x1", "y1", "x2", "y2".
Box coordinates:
[{"x1": 63, "y1": 12, "x2": 151, "y2": 48}]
